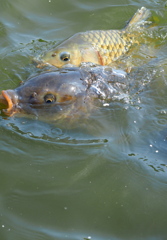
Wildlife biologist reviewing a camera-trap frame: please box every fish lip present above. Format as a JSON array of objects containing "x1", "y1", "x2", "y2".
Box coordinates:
[
  {"x1": 0, "y1": 93, "x2": 8, "y2": 106},
  {"x1": 1, "y1": 90, "x2": 19, "y2": 116},
  {"x1": 32, "y1": 56, "x2": 52, "y2": 69}
]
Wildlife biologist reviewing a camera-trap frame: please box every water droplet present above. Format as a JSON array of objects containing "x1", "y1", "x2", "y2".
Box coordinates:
[{"x1": 103, "y1": 103, "x2": 109, "y2": 107}]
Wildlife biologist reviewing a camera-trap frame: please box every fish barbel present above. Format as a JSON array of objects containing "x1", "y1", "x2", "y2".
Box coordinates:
[{"x1": 40, "y1": 7, "x2": 151, "y2": 68}]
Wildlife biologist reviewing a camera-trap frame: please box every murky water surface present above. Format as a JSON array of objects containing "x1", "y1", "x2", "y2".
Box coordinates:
[{"x1": 1, "y1": 0, "x2": 167, "y2": 239}]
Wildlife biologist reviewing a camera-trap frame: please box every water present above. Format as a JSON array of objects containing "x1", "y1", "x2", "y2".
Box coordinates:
[{"x1": 0, "y1": 0, "x2": 167, "y2": 239}]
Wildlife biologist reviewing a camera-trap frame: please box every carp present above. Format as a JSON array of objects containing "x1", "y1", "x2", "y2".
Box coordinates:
[
  {"x1": 0, "y1": 67, "x2": 127, "y2": 121},
  {"x1": 39, "y1": 7, "x2": 151, "y2": 68}
]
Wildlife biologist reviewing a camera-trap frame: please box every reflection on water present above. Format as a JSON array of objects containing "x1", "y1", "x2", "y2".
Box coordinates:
[{"x1": 0, "y1": 0, "x2": 167, "y2": 240}]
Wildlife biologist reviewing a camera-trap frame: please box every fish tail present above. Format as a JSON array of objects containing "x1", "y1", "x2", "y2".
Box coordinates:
[{"x1": 125, "y1": 7, "x2": 151, "y2": 30}]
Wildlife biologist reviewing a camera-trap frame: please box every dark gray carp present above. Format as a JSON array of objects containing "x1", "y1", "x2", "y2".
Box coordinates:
[{"x1": 0, "y1": 66, "x2": 127, "y2": 121}]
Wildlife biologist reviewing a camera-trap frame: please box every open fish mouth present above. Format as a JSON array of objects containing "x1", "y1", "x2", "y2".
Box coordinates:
[
  {"x1": 0, "y1": 90, "x2": 19, "y2": 116},
  {"x1": 0, "y1": 92, "x2": 8, "y2": 106}
]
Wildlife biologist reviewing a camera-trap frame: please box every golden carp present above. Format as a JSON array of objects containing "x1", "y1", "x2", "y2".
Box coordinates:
[{"x1": 40, "y1": 7, "x2": 151, "y2": 68}]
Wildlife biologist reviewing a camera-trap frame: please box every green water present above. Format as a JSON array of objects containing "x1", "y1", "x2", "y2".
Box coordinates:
[{"x1": 1, "y1": 0, "x2": 167, "y2": 239}]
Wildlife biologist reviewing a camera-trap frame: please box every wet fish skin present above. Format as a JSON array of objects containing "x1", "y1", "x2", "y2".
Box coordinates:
[
  {"x1": 0, "y1": 69, "x2": 89, "y2": 117},
  {"x1": 41, "y1": 7, "x2": 151, "y2": 68},
  {"x1": 0, "y1": 67, "x2": 127, "y2": 119}
]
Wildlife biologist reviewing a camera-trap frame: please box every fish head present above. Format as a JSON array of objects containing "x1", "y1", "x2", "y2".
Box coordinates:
[
  {"x1": 41, "y1": 41, "x2": 82, "y2": 68},
  {"x1": 0, "y1": 69, "x2": 90, "y2": 119},
  {"x1": 40, "y1": 34, "x2": 100, "y2": 68}
]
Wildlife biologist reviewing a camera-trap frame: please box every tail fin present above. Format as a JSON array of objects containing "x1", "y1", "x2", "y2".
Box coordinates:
[{"x1": 125, "y1": 7, "x2": 151, "y2": 30}]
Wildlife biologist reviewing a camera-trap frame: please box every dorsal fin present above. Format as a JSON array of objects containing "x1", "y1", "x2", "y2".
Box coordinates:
[{"x1": 125, "y1": 7, "x2": 151, "y2": 30}]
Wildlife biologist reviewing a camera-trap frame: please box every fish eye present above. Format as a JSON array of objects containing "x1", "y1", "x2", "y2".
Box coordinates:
[
  {"x1": 59, "y1": 52, "x2": 70, "y2": 62},
  {"x1": 44, "y1": 94, "x2": 56, "y2": 104}
]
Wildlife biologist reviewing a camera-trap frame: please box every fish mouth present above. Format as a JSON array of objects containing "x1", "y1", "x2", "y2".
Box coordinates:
[
  {"x1": 0, "y1": 90, "x2": 19, "y2": 116},
  {"x1": 32, "y1": 56, "x2": 53, "y2": 69},
  {"x1": 0, "y1": 92, "x2": 8, "y2": 106}
]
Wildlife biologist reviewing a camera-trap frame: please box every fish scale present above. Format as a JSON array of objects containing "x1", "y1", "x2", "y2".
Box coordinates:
[{"x1": 80, "y1": 30, "x2": 131, "y2": 64}]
